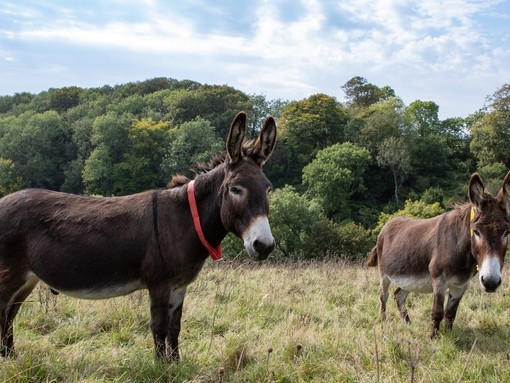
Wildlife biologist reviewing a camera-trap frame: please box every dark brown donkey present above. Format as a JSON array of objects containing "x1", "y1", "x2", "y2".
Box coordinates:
[
  {"x1": 366, "y1": 172, "x2": 510, "y2": 338},
  {"x1": 0, "y1": 112, "x2": 276, "y2": 361}
]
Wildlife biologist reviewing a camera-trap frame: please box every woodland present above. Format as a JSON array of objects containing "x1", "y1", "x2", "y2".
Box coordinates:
[{"x1": 0, "y1": 77, "x2": 509, "y2": 259}]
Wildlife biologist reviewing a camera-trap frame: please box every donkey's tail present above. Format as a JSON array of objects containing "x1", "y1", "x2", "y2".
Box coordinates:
[{"x1": 364, "y1": 246, "x2": 378, "y2": 268}]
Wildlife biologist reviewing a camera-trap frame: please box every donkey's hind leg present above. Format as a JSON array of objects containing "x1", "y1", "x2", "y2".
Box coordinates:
[
  {"x1": 379, "y1": 275, "x2": 391, "y2": 320},
  {"x1": 394, "y1": 287, "x2": 411, "y2": 323},
  {"x1": 0, "y1": 272, "x2": 39, "y2": 357}
]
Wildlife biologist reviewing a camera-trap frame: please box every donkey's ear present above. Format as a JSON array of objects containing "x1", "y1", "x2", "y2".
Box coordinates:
[
  {"x1": 497, "y1": 171, "x2": 510, "y2": 218},
  {"x1": 226, "y1": 112, "x2": 247, "y2": 164},
  {"x1": 251, "y1": 116, "x2": 277, "y2": 166},
  {"x1": 468, "y1": 173, "x2": 485, "y2": 211}
]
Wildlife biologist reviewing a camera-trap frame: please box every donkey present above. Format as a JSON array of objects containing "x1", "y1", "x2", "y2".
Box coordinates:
[
  {"x1": 0, "y1": 111, "x2": 276, "y2": 361},
  {"x1": 366, "y1": 172, "x2": 510, "y2": 338}
]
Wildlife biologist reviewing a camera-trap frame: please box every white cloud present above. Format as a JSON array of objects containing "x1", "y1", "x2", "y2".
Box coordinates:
[{"x1": 0, "y1": 0, "x2": 508, "y2": 118}]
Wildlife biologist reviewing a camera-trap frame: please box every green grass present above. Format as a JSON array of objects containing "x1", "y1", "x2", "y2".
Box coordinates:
[{"x1": 1, "y1": 259, "x2": 510, "y2": 382}]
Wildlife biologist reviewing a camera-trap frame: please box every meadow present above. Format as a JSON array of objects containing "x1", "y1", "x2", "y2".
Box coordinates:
[{"x1": 1, "y1": 259, "x2": 509, "y2": 382}]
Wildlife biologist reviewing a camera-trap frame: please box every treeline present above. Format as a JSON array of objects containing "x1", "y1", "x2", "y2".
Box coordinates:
[{"x1": 0, "y1": 77, "x2": 509, "y2": 259}]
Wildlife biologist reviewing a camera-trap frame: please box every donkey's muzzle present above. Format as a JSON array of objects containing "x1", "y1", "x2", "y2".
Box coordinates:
[
  {"x1": 243, "y1": 216, "x2": 275, "y2": 261},
  {"x1": 252, "y1": 238, "x2": 275, "y2": 260},
  {"x1": 481, "y1": 275, "x2": 502, "y2": 292}
]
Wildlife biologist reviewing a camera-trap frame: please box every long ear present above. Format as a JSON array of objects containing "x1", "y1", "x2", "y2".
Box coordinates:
[
  {"x1": 468, "y1": 173, "x2": 485, "y2": 212},
  {"x1": 251, "y1": 116, "x2": 277, "y2": 166},
  {"x1": 226, "y1": 112, "x2": 247, "y2": 164},
  {"x1": 497, "y1": 171, "x2": 510, "y2": 218}
]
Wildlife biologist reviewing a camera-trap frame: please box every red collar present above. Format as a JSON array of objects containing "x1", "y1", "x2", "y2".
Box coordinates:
[{"x1": 187, "y1": 180, "x2": 223, "y2": 261}]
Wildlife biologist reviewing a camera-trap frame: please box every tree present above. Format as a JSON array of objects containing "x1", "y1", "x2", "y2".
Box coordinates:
[
  {"x1": 357, "y1": 97, "x2": 405, "y2": 152},
  {"x1": 274, "y1": 94, "x2": 349, "y2": 186},
  {"x1": 484, "y1": 83, "x2": 510, "y2": 112},
  {"x1": 0, "y1": 158, "x2": 22, "y2": 196},
  {"x1": 0, "y1": 110, "x2": 72, "y2": 189},
  {"x1": 373, "y1": 199, "x2": 444, "y2": 236},
  {"x1": 470, "y1": 111, "x2": 510, "y2": 168},
  {"x1": 160, "y1": 118, "x2": 223, "y2": 180},
  {"x1": 47, "y1": 86, "x2": 83, "y2": 113},
  {"x1": 302, "y1": 142, "x2": 371, "y2": 220},
  {"x1": 404, "y1": 100, "x2": 440, "y2": 136},
  {"x1": 83, "y1": 144, "x2": 114, "y2": 195},
  {"x1": 341, "y1": 76, "x2": 395, "y2": 110},
  {"x1": 469, "y1": 84, "x2": 510, "y2": 168},
  {"x1": 376, "y1": 137, "x2": 412, "y2": 206},
  {"x1": 167, "y1": 85, "x2": 252, "y2": 137},
  {"x1": 268, "y1": 186, "x2": 324, "y2": 257},
  {"x1": 113, "y1": 119, "x2": 170, "y2": 194},
  {"x1": 82, "y1": 112, "x2": 133, "y2": 195},
  {"x1": 247, "y1": 94, "x2": 288, "y2": 136}
]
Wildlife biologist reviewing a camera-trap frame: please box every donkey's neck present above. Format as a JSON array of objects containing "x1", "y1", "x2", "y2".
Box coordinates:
[
  {"x1": 191, "y1": 166, "x2": 228, "y2": 247},
  {"x1": 455, "y1": 203, "x2": 476, "y2": 264}
]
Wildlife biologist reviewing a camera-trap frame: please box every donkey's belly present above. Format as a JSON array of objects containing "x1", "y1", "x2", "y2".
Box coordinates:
[
  {"x1": 389, "y1": 274, "x2": 433, "y2": 293},
  {"x1": 53, "y1": 279, "x2": 146, "y2": 300}
]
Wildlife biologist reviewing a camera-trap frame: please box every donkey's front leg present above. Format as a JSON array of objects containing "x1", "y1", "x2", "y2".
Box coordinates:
[
  {"x1": 148, "y1": 285, "x2": 171, "y2": 361},
  {"x1": 444, "y1": 284, "x2": 468, "y2": 331},
  {"x1": 167, "y1": 286, "x2": 187, "y2": 361},
  {"x1": 430, "y1": 278, "x2": 447, "y2": 338}
]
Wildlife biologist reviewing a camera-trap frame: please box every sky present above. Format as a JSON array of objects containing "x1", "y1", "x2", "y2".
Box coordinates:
[{"x1": 1, "y1": 0, "x2": 509, "y2": 119}]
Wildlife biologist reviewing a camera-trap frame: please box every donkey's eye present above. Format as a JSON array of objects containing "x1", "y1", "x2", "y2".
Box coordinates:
[
  {"x1": 503, "y1": 231, "x2": 509, "y2": 239},
  {"x1": 473, "y1": 230, "x2": 481, "y2": 238},
  {"x1": 229, "y1": 186, "x2": 242, "y2": 195}
]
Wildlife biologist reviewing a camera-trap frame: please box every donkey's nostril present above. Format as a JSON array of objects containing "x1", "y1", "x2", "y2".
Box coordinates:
[
  {"x1": 481, "y1": 275, "x2": 502, "y2": 292},
  {"x1": 253, "y1": 239, "x2": 275, "y2": 259}
]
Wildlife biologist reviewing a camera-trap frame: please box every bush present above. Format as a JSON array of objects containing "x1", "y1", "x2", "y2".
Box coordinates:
[
  {"x1": 373, "y1": 199, "x2": 444, "y2": 237},
  {"x1": 221, "y1": 186, "x2": 373, "y2": 261}
]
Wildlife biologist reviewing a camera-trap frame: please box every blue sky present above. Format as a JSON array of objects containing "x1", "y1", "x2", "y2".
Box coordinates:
[{"x1": 1, "y1": 0, "x2": 509, "y2": 119}]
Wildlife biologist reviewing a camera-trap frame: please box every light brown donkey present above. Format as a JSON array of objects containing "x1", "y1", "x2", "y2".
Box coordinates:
[{"x1": 366, "y1": 172, "x2": 510, "y2": 338}]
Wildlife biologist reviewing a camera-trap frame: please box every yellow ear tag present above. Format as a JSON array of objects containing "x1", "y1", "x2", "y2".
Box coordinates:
[
  {"x1": 470, "y1": 207, "x2": 475, "y2": 237},
  {"x1": 476, "y1": 264, "x2": 480, "y2": 272}
]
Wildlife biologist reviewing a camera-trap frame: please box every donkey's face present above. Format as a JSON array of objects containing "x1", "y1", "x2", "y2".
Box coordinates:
[
  {"x1": 220, "y1": 112, "x2": 277, "y2": 260},
  {"x1": 469, "y1": 172, "x2": 510, "y2": 292}
]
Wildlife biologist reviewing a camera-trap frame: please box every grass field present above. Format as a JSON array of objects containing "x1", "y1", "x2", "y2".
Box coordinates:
[{"x1": 1, "y1": 259, "x2": 509, "y2": 382}]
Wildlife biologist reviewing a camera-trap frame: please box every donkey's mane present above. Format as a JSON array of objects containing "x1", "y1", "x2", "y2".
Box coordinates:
[{"x1": 167, "y1": 140, "x2": 256, "y2": 189}]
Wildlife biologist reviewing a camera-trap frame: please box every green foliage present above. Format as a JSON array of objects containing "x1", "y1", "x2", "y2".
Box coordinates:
[
  {"x1": 470, "y1": 110, "x2": 510, "y2": 168},
  {"x1": 373, "y1": 199, "x2": 445, "y2": 236},
  {"x1": 404, "y1": 100, "x2": 440, "y2": 135},
  {"x1": 274, "y1": 93, "x2": 349, "y2": 185},
  {"x1": 341, "y1": 76, "x2": 395, "y2": 109},
  {"x1": 83, "y1": 144, "x2": 114, "y2": 195},
  {"x1": 0, "y1": 110, "x2": 72, "y2": 189},
  {"x1": 1, "y1": 77, "x2": 509, "y2": 258},
  {"x1": 476, "y1": 162, "x2": 508, "y2": 195},
  {"x1": 160, "y1": 117, "x2": 223, "y2": 179},
  {"x1": 316, "y1": 220, "x2": 372, "y2": 261},
  {"x1": 376, "y1": 136, "x2": 412, "y2": 205},
  {"x1": 82, "y1": 112, "x2": 134, "y2": 195},
  {"x1": 268, "y1": 186, "x2": 371, "y2": 259},
  {"x1": 357, "y1": 97, "x2": 406, "y2": 152},
  {"x1": 303, "y1": 142, "x2": 371, "y2": 220},
  {"x1": 113, "y1": 119, "x2": 171, "y2": 194},
  {"x1": 0, "y1": 158, "x2": 22, "y2": 196},
  {"x1": 268, "y1": 186, "x2": 324, "y2": 257},
  {"x1": 47, "y1": 86, "x2": 83, "y2": 113},
  {"x1": 168, "y1": 85, "x2": 252, "y2": 137}
]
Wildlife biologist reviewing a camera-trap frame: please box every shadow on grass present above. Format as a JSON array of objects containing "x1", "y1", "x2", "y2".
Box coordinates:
[{"x1": 449, "y1": 324, "x2": 510, "y2": 355}]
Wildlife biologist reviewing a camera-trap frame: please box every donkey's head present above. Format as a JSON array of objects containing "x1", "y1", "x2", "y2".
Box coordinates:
[
  {"x1": 469, "y1": 171, "x2": 510, "y2": 292},
  {"x1": 220, "y1": 112, "x2": 277, "y2": 260}
]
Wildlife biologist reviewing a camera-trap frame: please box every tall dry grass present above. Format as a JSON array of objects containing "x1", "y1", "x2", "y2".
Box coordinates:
[{"x1": 1, "y1": 259, "x2": 509, "y2": 382}]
